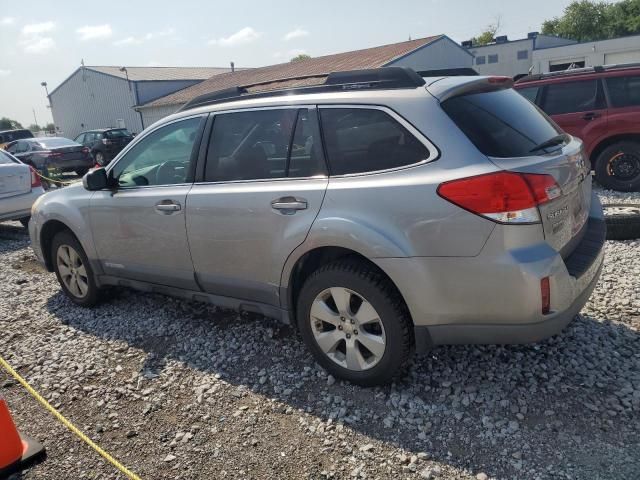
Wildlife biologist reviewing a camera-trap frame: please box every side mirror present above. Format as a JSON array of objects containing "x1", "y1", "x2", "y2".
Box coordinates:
[{"x1": 82, "y1": 167, "x2": 109, "y2": 191}]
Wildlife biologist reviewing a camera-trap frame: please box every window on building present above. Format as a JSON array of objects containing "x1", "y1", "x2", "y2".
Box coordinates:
[
  {"x1": 517, "y1": 50, "x2": 528, "y2": 60},
  {"x1": 488, "y1": 54, "x2": 499, "y2": 64},
  {"x1": 319, "y1": 108, "x2": 430, "y2": 175},
  {"x1": 541, "y1": 80, "x2": 606, "y2": 115},
  {"x1": 606, "y1": 75, "x2": 640, "y2": 108},
  {"x1": 475, "y1": 56, "x2": 486, "y2": 65}
]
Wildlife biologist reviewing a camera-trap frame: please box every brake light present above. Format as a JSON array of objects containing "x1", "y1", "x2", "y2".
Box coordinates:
[
  {"x1": 541, "y1": 277, "x2": 551, "y2": 314},
  {"x1": 29, "y1": 167, "x2": 41, "y2": 188},
  {"x1": 437, "y1": 171, "x2": 560, "y2": 224},
  {"x1": 488, "y1": 76, "x2": 511, "y2": 84}
]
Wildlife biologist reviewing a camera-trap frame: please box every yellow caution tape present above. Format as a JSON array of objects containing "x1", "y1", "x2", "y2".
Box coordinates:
[
  {"x1": 0, "y1": 356, "x2": 142, "y2": 480},
  {"x1": 33, "y1": 170, "x2": 77, "y2": 186}
]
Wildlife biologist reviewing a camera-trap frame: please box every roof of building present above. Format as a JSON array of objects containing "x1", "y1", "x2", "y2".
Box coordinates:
[
  {"x1": 84, "y1": 66, "x2": 234, "y2": 81},
  {"x1": 140, "y1": 35, "x2": 450, "y2": 109}
]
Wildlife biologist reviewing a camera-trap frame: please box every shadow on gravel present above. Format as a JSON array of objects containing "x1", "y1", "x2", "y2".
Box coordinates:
[
  {"x1": 45, "y1": 289, "x2": 640, "y2": 478},
  {"x1": 0, "y1": 223, "x2": 29, "y2": 253}
]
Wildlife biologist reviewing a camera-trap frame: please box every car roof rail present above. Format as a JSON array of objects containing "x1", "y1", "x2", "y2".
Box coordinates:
[
  {"x1": 416, "y1": 67, "x2": 478, "y2": 77},
  {"x1": 516, "y1": 62, "x2": 640, "y2": 83},
  {"x1": 178, "y1": 67, "x2": 426, "y2": 112}
]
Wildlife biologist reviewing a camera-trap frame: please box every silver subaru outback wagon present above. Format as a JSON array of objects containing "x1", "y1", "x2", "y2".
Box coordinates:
[{"x1": 29, "y1": 67, "x2": 605, "y2": 386}]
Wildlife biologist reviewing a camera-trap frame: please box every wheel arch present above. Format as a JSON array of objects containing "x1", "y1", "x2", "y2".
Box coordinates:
[
  {"x1": 40, "y1": 220, "x2": 81, "y2": 272},
  {"x1": 590, "y1": 133, "x2": 640, "y2": 166}
]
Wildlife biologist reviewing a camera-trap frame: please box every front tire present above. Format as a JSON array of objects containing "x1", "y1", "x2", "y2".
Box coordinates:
[
  {"x1": 595, "y1": 141, "x2": 640, "y2": 192},
  {"x1": 51, "y1": 230, "x2": 101, "y2": 307},
  {"x1": 297, "y1": 259, "x2": 414, "y2": 386}
]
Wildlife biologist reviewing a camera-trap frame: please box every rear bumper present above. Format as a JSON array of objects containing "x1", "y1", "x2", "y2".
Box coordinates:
[
  {"x1": 375, "y1": 191, "x2": 605, "y2": 350},
  {"x1": 0, "y1": 187, "x2": 45, "y2": 222}
]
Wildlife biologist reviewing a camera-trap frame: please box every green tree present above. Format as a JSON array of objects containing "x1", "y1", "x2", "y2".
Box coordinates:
[
  {"x1": 44, "y1": 122, "x2": 55, "y2": 132},
  {"x1": 290, "y1": 54, "x2": 311, "y2": 62},
  {"x1": 471, "y1": 17, "x2": 501, "y2": 46},
  {"x1": 542, "y1": 0, "x2": 640, "y2": 41},
  {"x1": 0, "y1": 117, "x2": 23, "y2": 130},
  {"x1": 28, "y1": 123, "x2": 41, "y2": 132}
]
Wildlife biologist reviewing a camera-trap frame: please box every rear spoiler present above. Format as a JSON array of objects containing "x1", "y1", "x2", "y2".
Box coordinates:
[{"x1": 427, "y1": 76, "x2": 513, "y2": 102}]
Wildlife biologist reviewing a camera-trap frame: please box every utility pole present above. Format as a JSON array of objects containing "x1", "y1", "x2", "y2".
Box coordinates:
[{"x1": 32, "y1": 108, "x2": 39, "y2": 129}]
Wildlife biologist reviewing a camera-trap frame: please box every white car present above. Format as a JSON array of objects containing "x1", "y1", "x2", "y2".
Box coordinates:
[{"x1": 0, "y1": 149, "x2": 45, "y2": 227}]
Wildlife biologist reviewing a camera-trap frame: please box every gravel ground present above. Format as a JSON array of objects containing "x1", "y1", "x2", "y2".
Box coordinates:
[{"x1": 1, "y1": 187, "x2": 639, "y2": 480}]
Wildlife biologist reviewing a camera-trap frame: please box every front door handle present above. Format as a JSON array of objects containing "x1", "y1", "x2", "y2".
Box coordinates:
[
  {"x1": 582, "y1": 112, "x2": 600, "y2": 121},
  {"x1": 155, "y1": 201, "x2": 181, "y2": 213},
  {"x1": 271, "y1": 197, "x2": 308, "y2": 214}
]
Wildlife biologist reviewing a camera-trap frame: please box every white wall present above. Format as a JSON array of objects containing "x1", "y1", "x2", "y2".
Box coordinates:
[
  {"x1": 386, "y1": 36, "x2": 473, "y2": 71},
  {"x1": 50, "y1": 69, "x2": 143, "y2": 139},
  {"x1": 532, "y1": 35, "x2": 640, "y2": 73},
  {"x1": 138, "y1": 104, "x2": 181, "y2": 129},
  {"x1": 469, "y1": 39, "x2": 533, "y2": 77}
]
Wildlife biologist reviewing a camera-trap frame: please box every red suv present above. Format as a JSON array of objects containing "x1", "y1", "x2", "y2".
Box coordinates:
[{"x1": 515, "y1": 64, "x2": 640, "y2": 192}]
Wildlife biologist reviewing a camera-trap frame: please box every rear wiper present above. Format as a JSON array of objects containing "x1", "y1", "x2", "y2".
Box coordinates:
[{"x1": 529, "y1": 134, "x2": 568, "y2": 153}]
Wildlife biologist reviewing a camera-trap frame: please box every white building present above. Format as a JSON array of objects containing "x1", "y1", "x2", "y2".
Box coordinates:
[
  {"x1": 466, "y1": 33, "x2": 577, "y2": 77},
  {"x1": 532, "y1": 34, "x2": 640, "y2": 73},
  {"x1": 49, "y1": 66, "x2": 234, "y2": 139}
]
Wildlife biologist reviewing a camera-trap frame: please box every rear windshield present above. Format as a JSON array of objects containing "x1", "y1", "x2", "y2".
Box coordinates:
[
  {"x1": 105, "y1": 129, "x2": 132, "y2": 138},
  {"x1": 0, "y1": 130, "x2": 33, "y2": 142},
  {"x1": 0, "y1": 150, "x2": 19, "y2": 164},
  {"x1": 441, "y1": 88, "x2": 562, "y2": 158},
  {"x1": 37, "y1": 138, "x2": 77, "y2": 148}
]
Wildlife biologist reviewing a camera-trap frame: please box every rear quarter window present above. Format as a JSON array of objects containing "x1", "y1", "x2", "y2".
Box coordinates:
[
  {"x1": 442, "y1": 88, "x2": 562, "y2": 158},
  {"x1": 606, "y1": 75, "x2": 640, "y2": 108},
  {"x1": 319, "y1": 108, "x2": 430, "y2": 175},
  {"x1": 541, "y1": 79, "x2": 606, "y2": 115}
]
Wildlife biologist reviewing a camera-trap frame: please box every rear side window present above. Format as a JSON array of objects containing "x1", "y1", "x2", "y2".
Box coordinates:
[
  {"x1": 442, "y1": 88, "x2": 562, "y2": 158},
  {"x1": 518, "y1": 86, "x2": 540, "y2": 104},
  {"x1": 606, "y1": 75, "x2": 640, "y2": 108},
  {"x1": 205, "y1": 108, "x2": 326, "y2": 182},
  {"x1": 319, "y1": 108, "x2": 430, "y2": 175},
  {"x1": 541, "y1": 80, "x2": 606, "y2": 115}
]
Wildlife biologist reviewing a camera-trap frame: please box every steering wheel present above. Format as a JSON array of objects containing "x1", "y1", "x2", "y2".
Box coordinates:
[{"x1": 155, "y1": 160, "x2": 185, "y2": 185}]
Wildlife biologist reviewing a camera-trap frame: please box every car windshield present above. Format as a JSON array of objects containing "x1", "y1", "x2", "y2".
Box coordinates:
[
  {"x1": 105, "y1": 129, "x2": 132, "y2": 138},
  {"x1": 37, "y1": 138, "x2": 77, "y2": 148},
  {"x1": 441, "y1": 88, "x2": 563, "y2": 158}
]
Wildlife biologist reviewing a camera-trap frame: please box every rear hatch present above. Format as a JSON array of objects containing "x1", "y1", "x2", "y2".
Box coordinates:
[
  {"x1": 0, "y1": 162, "x2": 31, "y2": 199},
  {"x1": 435, "y1": 78, "x2": 592, "y2": 256}
]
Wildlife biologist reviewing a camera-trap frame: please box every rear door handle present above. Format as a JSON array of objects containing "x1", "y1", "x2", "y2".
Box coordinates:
[
  {"x1": 582, "y1": 112, "x2": 600, "y2": 120},
  {"x1": 271, "y1": 197, "x2": 308, "y2": 214},
  {"x1": 155, "y1": 201, "x2": 181, "y2": 213}
]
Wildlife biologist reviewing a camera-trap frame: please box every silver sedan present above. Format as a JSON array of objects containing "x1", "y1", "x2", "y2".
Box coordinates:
[{"x1": 0, "y1": 149, "x2": 45, "y2": 227}]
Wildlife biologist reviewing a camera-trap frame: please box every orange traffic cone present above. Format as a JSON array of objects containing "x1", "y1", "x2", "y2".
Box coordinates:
[{"x1": 0, "y1": 397, "x2": 46, "y2": 476}]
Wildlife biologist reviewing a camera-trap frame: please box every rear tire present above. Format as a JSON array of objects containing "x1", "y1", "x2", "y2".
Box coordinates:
[
  {"x1": 51, "y1": 230, "x2": 101, "y2": 307},
  {"x1": 296, "y1": 259, "x2": 414, "y2": 386},
  {"x1": 594, "y1": 141, "x2": 640, "y2": 192}
]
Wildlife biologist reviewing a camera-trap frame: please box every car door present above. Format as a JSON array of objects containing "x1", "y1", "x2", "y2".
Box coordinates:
[
  {"x1": 90, "y1": 115, "x2": 206, "y2": 289},
  {"x1": 186, "y1": 107, "x2": 328, "y2": 306},
  {"x1": 539, "y1": 79, "x2": 608, "y2": 153}
]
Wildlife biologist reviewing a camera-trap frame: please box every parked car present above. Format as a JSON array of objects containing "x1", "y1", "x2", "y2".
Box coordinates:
[
  {"x1": 0, "y1": 149, "x2": 45, "y2": 227},
  {"x1": 514, "y1": 64, "x2": 640, "y2": 192},
  {"x1": 74, "y1": 128, "x2": 134, "y2": 166},
  {"x1": 0, "y1": 129, "x2": 33, "y2": 149},
  {"x1": 5, "y1": 137, "x2": 93, "y2": 177},
  {"x1": 29, "y1": 67, "x2": 605, "y2": 385}
]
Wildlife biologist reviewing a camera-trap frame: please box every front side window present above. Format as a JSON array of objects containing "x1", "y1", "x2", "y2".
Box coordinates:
[
  {"x1": 320, "y1": 108, "x2": 430, "y2": 175},
  {"x1": 488, "y1": 54, "x2": 499, "y2": 64},
  {"x1": 74, "y1": 133, "x2": 85, "y2": 144},
  {"x1": 205, "y1": 108, "x2": 325, "y2": 182},
  {"x1": 606, "y1": 75, "x2": 640, "y2": 108},
  {"x1": 541, "y1": 80, "x2": 605, "y2": 115},
  {"x1": 111, "y1": 117, "x2": 202, "y2": 187}
]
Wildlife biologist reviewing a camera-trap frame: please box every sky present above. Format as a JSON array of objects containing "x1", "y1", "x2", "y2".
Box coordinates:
[{"x1": 0, "y1": 0, "x2": 579, "y2": 127}]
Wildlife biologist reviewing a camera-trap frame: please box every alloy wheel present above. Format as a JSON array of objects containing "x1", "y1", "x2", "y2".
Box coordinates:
[
  {"x1": 310, "y1": 287, "x2": 386, "y2": 371},
  {"x1": 56, "y1": 244, "x2": 89, "y2": 298}
]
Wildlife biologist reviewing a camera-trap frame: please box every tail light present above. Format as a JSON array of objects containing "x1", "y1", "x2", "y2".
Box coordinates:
[
  {"x1": 47, "y1": 151, "x2": 62, "y2": 158},
  {"x1": 437, "y1": 171, "x2": 560, "y2": 224},
  {"x1": 541, "y1": 277, "x2": 551, "y2": 314},
  {"x1": 29, "y1": 167, "x2": 42, "y2": 188}
]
